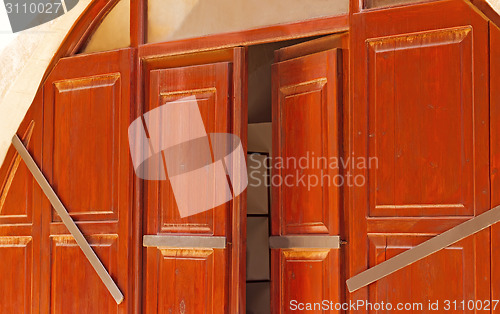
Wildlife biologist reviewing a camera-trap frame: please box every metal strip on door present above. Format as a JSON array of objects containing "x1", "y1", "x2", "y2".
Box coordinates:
[{"x1": 269, "y1": 235, "x2": 341, "y2": 249}]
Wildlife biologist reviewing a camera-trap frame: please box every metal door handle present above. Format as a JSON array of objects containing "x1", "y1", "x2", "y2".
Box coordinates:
[{"x1": 269, "y1": 235, "x2": 341, "y2": 249}]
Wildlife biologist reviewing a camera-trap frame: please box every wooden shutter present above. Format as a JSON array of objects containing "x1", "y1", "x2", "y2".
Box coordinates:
[
  {"x1": 141, "y1": 48, "x2": 247, "y2": 314},
  {"x1": 40, "y1": 49, "x2": 134, "y2": 313},
  {"x1": 0, "y1": 97, "x2": 43, "y2": 314},
  {"x1": 491, "y1": 22, "x2": 500, "y2": 305},
  {"x1": 271, "y1": 35, "x2": 346, "y2": 313},
  {"x1": 349, "y1": 0, "x2": 490, "y2": 309}
]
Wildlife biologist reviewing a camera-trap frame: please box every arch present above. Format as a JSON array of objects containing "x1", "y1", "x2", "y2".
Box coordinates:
[{"x1": 0, "y1": 0, "x2": 122, "y2": 166}]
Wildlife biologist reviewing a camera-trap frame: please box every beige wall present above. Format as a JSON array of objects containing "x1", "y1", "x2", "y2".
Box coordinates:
[{"x1": 147, "y1": 0, "x2": 349, "y2": 43}]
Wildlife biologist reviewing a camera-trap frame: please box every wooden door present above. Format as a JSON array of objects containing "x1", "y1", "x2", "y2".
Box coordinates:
[
  {"x1": 349, "y1": 0, "x2": 491, "y2": 310},
  {"x1": 0, "y1": 96, "x2": 43, "y2": 314},
  {"x1": 271, "y1": 35, "x2": 347, "y2": 313},
  {"x1": 141, "y1": 48, "x2": 247, "y2": 314},
  {"x1": 40, "y1": 49, "x2": 134, "y2": 313}
]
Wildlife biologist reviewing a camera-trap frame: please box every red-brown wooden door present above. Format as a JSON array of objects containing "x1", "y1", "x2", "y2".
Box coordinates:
[
  {"x1": 491, "y1": 20, "x2": 500, "y2": 309},
  {"x1": 141, "y1": 48, "x2": 247, "y2": 314},
  {"x1": 0, "y1": 98, "x2": 43, "y2": 314},
  {"x1": 40, "y1": 49, "x2": 134, "y2": 313},
  {"x1": 271, "y1": 35, "x2": 347, "y2": 313},
  {"x1": 349, "y1": 0, "x2": 491, "y2": 310}
]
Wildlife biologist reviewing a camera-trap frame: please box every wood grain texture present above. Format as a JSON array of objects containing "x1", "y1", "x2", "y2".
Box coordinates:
[
  {"x1": 272, "y1": 49, "x2": 342, "y2": 236},
  {"x1": 0, "y1": 92, "x2": 43, "y2": 314},
  {"x1": 490, "y1": 20, "x2": 500, "y2": 308},
  {"x1": 41, "y1": 49, "x2": 134, "y2": 313},
  {"x1": 3, "y1": 0, "x2": 500, "y2": 311},
  {"x1": 138, "y1": 15, "x2": 349, "y2": 59},
  {"x1": 349, "y1": 0, "x2": 490, "y2": 308}
]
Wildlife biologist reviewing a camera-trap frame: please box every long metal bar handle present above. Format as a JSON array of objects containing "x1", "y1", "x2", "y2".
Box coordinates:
[
  {"x1": 12, "y1": 135, "x2": 124, "y2": 304},
  {"x1": 347, "y1": 204, "x2": 500, "y2": 292}
]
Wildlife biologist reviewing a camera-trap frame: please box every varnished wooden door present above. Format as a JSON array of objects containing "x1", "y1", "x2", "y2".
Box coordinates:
[
  {"x1": 141, "y1": 48, "x2": 247, "y2": 314},
  {"x1": 349, "y1": 0, "x2": 491, "y2": 310},
  {"x1": 271, "y1": 35, "x2": 347, "y2": 313},
  {"x1": 40, "y1": 49, "x2": 134, "y2": 313},
  {"x1": 0, "y1": 98, "x2": 43, "y2": 314}
]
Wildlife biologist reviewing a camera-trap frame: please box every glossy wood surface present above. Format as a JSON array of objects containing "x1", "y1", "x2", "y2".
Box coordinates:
[
  {"x1": 141, "y1": 48, "x2": 247, "y2": 314},
  {"x1": 138, "y1": 15, "x2": 349, "y2": 59},
  {"x1": 349, "y1": 0, "x2": 491, "y2": 310},
  {"x1": 271, "y1": 38, "x2": 345, "y2": 313},
  {"x1": 490, "y1": 21, "x2": 500, "y2": 308},
  {"x1": 2, "y1": 0, "x2": 500, "y2": 312}
]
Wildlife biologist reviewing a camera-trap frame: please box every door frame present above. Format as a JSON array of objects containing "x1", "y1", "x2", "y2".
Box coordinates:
[{"x1": 348, "y1": 0, "x2": 491, "y2": 308}]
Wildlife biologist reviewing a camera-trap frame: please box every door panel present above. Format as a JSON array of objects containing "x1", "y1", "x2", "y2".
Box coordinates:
[
  {"x1": 147, "y1": 248, "x2": 227, "y2": 314},
  {"x1": 0, "y1": 95, "x2": 43, "y2": 314},
  {"x1": 271, "y1": 35, "x2": 345, "y2": 313},
  {"x1": 41, "y1": 49, "x2": 134, "y2": 313},
  {"x1": 142, "y1": 48, "x2": 246, "y2": 314},
  {"x1": 0, "y1": 236, "x2": 32, "y2": 313},
  {"x1": 51, "y1": 74, "x2": 122, "y2": 221},
  {"x1": 367, "y1": 26, "x2": 474, "y2": 217},
  {"x1": 271, "y1": 249, "x2": 340, "y2": 312},
  {"x1": 367, "y1": 235, "x2": 479, "y2": 306},
  {"x1": 272, "y1": 49, "x2": 341, "y2": 236},
  {"x1": 350, "y1": 0, "x2": 490, "y2": 308}
]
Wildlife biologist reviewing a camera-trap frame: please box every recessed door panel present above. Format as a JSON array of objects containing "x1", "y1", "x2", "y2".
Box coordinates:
[
  {"x1": 272, "y1": 49, "x2": 341, "y2": 236},
  {"x1": 368, "y1": 27, "x2": 474, "y2": 217},
  {"x1": 49, "y1": 235, "x2": 118, "y2": 314},
  {"x1": 367, "y1": 235, "x2": 482, "y2": 307},
  {"x1": 143, "y1": 48, "x2": 246, "y2": 314},
  {"x1": 148, "y1": 63, "x2": 230, "y2": 235},
  {"x1": 0, "y1": 237, "x2": 32, "y2": 314}
]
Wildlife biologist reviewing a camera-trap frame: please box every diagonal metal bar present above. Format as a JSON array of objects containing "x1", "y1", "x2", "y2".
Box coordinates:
[
  {"x1": 347, "y1": 204, "x2": 500, "y2": 293},
  {"x1": 12, "y1": 135, "x2": 124, "y2": 304}
]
